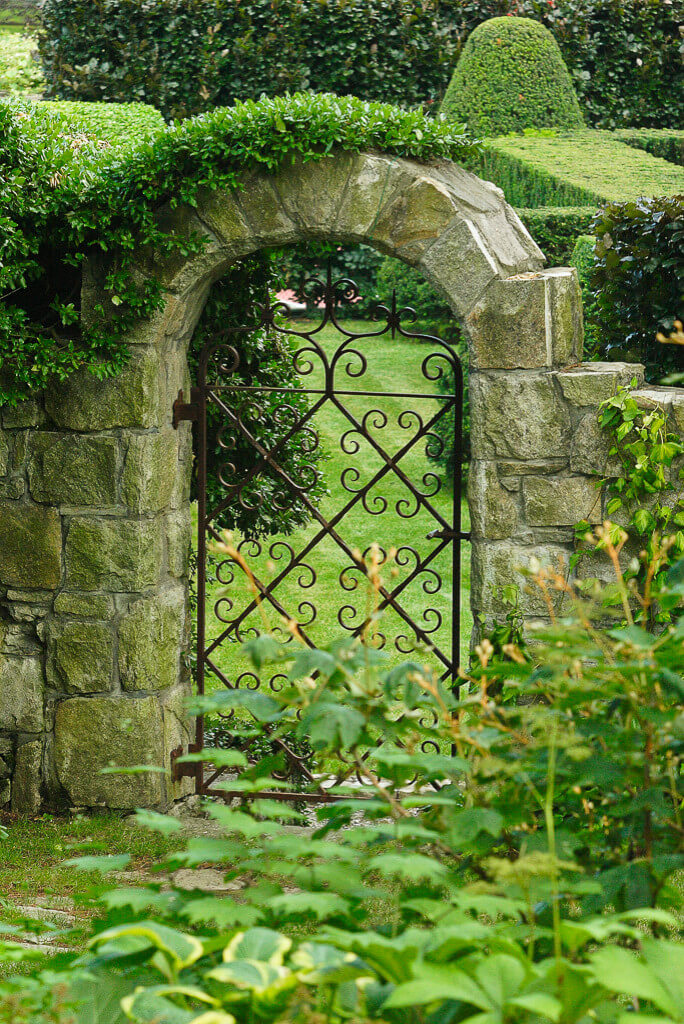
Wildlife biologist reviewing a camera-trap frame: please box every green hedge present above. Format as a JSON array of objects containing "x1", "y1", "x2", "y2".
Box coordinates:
[
  {"x1": 590, "y1": 195, "x2": 684, "y2": 382},
  {"x1": 37, "y1": 0, "x2": 684, "y2": 128},
  {"x1": 569, "y1": 234, "x2": 600, "y2": 356},
  {"x1": 468, "y1": 131, "x2": 684, "y2": 209},
  {"x1": 614, "y1": 129, "x2": 684, "y2": 168},
  {"x1": 41, "y1": 99, "x2": 165, "y2": 144},
  {"x1": 516, "y1": 207, "x2": 594, "y2": 265},
  {"x1": 440, "y1": 17, "x2": 583, "y2": 136}
]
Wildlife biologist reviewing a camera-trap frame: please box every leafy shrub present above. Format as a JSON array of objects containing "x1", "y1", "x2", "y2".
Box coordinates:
[
  {"x1": 569, "y1": 234, "x2": 599, "y2": 353},
  {"x1": 0, "y1": 32, "x2": 42, "y2": 94},
  {"x1": 591, "y1": 194, "x2": 684, "y2": 381},
  {"x1": 29, "y1": 544, "x2": 683, "y2": 1023},
  {"x1": 0, "y1": 92, "x2": 475, "y2": 407},
  {"x1": 270, "y1": 242, "x2": 384, "y2": 316},
  {"x1": 37, "y1": 0, "x2": 684, "y2": 129},
  {"x1": 42, "y1": 99, "x2": 165, "y2": 145},
  {"x1": 615, "y1": 129, "x2": 684, "y2": 168},
  {"x1": 440, "y1": 17, "x2": 583, "y2": 136}
]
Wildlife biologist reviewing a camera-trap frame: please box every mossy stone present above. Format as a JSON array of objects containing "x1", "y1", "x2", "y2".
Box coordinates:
[
  {"x1": 0, "y1": 655, "x2": 44, "y2": 732},
  {"x1": 28, "y1": 433, "x2": 119, "y2": 506},
  {"x1": 44, "y1": 349, "x2": 160, "y2": 431},
  {"x1": 440, "y1": 17, "x2": 583, "y2": 137},
  {"x1": 0, "y1": 502, "x2": 62, "y2": 589},
  {"x1": 54, "y1": 695, "x2": 165, "y2": 808},
  {"x1": 65, "y1": 517, "x2": 162, "y2": 592},
  {"x1": 46, "y1": 619, "x2": 114, "y2": 694},
  {"x1": 122, "y1": 431, "x2": 179, "y2": 513},
  {"x1": 118, "y1": 589, "x2": 186, "y2": 691}
]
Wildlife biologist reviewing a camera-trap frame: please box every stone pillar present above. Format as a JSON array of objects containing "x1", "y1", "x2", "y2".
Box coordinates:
[
  {"x1": 465, "y1": 267, "x2": 647, "y2": 636},
  {"x1": 0, "y1": 319, "x2": 195, "y2": 812}
]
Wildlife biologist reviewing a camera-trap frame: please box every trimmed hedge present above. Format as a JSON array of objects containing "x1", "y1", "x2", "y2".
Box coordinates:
[
  {"x1": 37, "y1": 0, "x2": 684, "y2": 128},
  {"x1": 591, "y1": 196, "x2": 684, "y2": 382},
  {"x1": 569, "y1": 235, "x2": 599, "y2": 356},
  {"x1": 516, "y1": 207, "x2": 594, "y2": 264},
  {"x1": 42, "y1": 100, "x2": 165, "y2": 144},
  {"x1": 615, "y1": 129, "x2": 684, "y2": 168},
  {"x1": 468, "y1": 132, "x2": 684, "y2": 209},
  {"x1": 440, "y1": 17, "x2": 583, "y2": 136}
]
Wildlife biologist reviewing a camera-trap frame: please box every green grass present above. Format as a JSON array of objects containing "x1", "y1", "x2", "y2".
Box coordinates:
[
  {"x1": 0, "y1": 30, "x2": 42, "y2": 94},
  {"x1": 203, "y1": 319, "x2": 471, "y2": 695}
]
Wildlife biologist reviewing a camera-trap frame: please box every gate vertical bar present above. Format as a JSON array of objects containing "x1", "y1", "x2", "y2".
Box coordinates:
[{"x1": 194, "y1": 355, "x2": 209, "y2": 794}]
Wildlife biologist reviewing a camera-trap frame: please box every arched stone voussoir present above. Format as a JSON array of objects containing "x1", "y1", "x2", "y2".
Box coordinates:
[{"x1": 141, "y1": 149, "x2": 543, "y2": 321}]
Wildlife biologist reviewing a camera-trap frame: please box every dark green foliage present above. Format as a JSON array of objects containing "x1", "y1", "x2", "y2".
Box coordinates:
[
  {"x1": 569, "y1": 234, "x2": 600, "y2": 355},
  {"x1": 0, "y1": 93, "x2": 475, "y2": 407},
  {"x1": 189, "y1": 257, "x2": 326, "y2": 538},
  {"x1": 41, "y1": 99, "x2": 165, "y2": 145},
  {"x1": 270, "y1": 243, "x2": 384, "y2": 316},
  {"x1": 376, "y1": 257, "x2": 469, "y2": 476},
  {"x1": 518, "y1": 206, "x2": 594, "y2": 264},
  {"x1": 440, "y1": 17, "x2": 583, "y2": 136},
  {"x1": 36, "y1": 0, "x2": 684, "y2": 130},
  {"x1": 591, "y1": 195, "x2": 684, "y2": 381}
]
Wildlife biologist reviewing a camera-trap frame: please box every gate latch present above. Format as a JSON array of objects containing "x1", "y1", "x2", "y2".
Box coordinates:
[
  {"x1": 170, "y1": 742, "x2": 202, "y2": 781},
  {"x1": 172, "y1": 388, "x2": 201, "y2": 429}
]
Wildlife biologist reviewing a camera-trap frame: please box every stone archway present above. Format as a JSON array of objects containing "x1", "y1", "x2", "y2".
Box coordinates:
[{"x1": 0, "y1": 151, "x2": 618, "y2": 813}]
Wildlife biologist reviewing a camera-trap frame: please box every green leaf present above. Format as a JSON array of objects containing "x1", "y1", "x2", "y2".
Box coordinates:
[
  {"x1": 90, "y1": 921, "x2": 204, "y2": 971},
  {"x1": 133, "y1": 809, "x2": 183, "y2": 834},
  {"x1": 223, "y1": 927, "x2": 292, "y2": 966},
  {"x1": 267, "y1": 891, "x2": 349, "y2": 920},
  {"x1": 62, "y1": 853, "x2": 131, "y2": 873}
]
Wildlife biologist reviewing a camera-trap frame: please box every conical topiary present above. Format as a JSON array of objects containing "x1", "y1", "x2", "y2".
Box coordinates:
[{"x1": 440, "y1": 17, "x2": 584, "y2": 137}]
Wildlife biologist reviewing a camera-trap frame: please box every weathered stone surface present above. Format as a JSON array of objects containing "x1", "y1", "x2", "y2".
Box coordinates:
[
  {"x1": 372, "y1": 175, "x2": 461, "y2": 263},
  {"x1": 46, "y1": 620, "x2": 114, "y2": 694},
  {"x1": 161, "y1": 683, "x2": 194, "y2": 799},
  {"x1": 470, "y1": 540, "x2": 571, "y2": 618},
  {"x1": 118, "y1": 588, "x2": 186, "y2": 691},
  {"x1": 122, "y1": 431, "x2": 179, "y2": 513},
  {"x1": 274, "y1": 154, "x2": 354, "y2": 236},
  {"x1": 546, "y1": 268, "x2": 583, "y2": 366},
  {"x1": 468, "y1": 461, "x2": 518, "y2": 539},
  {"x1": 54, "y1": 695, "x2": 165, "y2": 808},
  {"x1": 53, "y1": 593, "x2": 115, "y2": 618},
  {"x1": 2, "y1": 400, "x2": 45, "y2": 429},
  {"x1": 470, "y1": 373, "x2": 571, "y2": 460},
  {"x1": 0, "y1": 502, "x2": 61, "y2": 589},
  {"x1": 670, "y1": 390, "x2": 684, "y2": 435},
  {"x1": 466, "y1": 274, "x2": 547, "y2": 369},
  {"x1": 65, "y1": 518, "x2": 163, "y2": 592},
  {"x1": 419, "y1": 218, "x2": 498, "y2": 318},
  {"x1": 523, "y1": 475, "x2": 602, "y2": 527},
  {"x1": 0, "y1": 655, "x2": 43, "y2": 731},
  {"x1": 192, "y1": 187, "x2": 252, "y2": 248},
  {"x1": 570, "y1": 411, "x2": 618, "y2": 477},
  {"x1": 234, "y1": 171, "x2": 299, "y2": 247},
  {"x1": 45, "y1": 349, "x2": 161, "y2": 431},
  {"x1": 166, "y1": 510, "x2": 192, "y2": 578},
  {"x1": 0, "y1": 433, "x2": 9, "y2": 476},
  {"x1": 333, "y1": 154, "x2": 415, "y2": 244},
  {"x1": 0, "y1": 738, "x2": 14, "y2": 778},
  {"x1": 28, "y1": 433, "x2": 119, "y2": 506},
  {"x1": 11, "y1": 739, "x2": 42, "y2": 815}
]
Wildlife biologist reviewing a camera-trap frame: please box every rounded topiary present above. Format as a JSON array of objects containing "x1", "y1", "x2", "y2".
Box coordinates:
[{"x1": 440, "y1": 17, "x2": 584, "y2": 137}]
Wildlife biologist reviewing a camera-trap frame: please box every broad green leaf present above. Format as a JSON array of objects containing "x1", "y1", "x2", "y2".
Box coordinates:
[
  {"x1": 267, "y1": 891, "x2": 349, "y2": 920},
  {"x1": 90, "y1": 922, "x2": 203, "y2": 971},
  {"x1": 223, "y1": 927, "x2": 291, "y2": 966},
  {"x1": 63, "y1": 854, "x2": 131, "y2": 874},
  {"x1": 590, "y1": 944, "x2": 682, "y2": 1018},
  {"x1": 509, "y1": 993, "x2": 562, "y2": 1020},
  {"x1": 133, "y1": 809, "x2": 183, "y2": 834},
  {"x1": 207, "y1": 959, "x2": 291, "y2": 993}
]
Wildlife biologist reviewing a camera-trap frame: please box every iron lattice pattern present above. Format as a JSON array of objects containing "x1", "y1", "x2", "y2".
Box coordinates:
[{"x1": 189, "y1": 270, "x2": 465, "y2": 799}]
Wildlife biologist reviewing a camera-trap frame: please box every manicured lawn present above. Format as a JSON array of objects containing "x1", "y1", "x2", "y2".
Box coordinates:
[{"x1": 203, "y1": 318, "x2": 471, "y2": 694}]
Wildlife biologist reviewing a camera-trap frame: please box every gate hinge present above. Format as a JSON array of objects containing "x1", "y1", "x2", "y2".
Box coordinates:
[
  {"x1": 172, "y1": 388, "x2": 201, "y2": 429},
  {"x1": 170, "y1": 742, "x2": 202, "y2": 781}
]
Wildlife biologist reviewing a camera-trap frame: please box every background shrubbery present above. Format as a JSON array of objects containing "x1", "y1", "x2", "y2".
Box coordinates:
[{"x1": 38, "y1": 0, "x2": 684, "y2": 128}]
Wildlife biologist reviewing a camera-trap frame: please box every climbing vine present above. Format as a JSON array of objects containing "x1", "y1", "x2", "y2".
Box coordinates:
[{"x1": 0, "y1": 93, "x2": 476, "y2": 407}]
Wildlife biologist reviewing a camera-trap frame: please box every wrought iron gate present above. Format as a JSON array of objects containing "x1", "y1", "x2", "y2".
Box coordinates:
[{"x1": 173, "y1": 269, "x2": 466, "y2": 799}]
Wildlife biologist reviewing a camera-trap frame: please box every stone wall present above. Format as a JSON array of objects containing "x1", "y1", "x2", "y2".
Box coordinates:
[
  {"x1": 0, "y1": 337, "x2": 195, "y2": 813},
  {"x1": 0, "y1": 150, "x2": 680, "y2": 813}
]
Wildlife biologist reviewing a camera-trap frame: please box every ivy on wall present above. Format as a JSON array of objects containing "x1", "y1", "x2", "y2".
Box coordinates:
[{"x1": 0, "y1": 93, "x2": 476, "y2": 407}]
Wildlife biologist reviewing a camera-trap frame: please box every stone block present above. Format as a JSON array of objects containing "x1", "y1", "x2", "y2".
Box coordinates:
[
  {"x1": 334, "y1": 153, "x2": 416, "y2": 244},
  {"x1": 555, "y1": 362, "x2": 644, "y2": 407},
  {"x1": 546, "y1": 268, "x2": 583, "y2": 366},
  {"x1": 166, "y1": 510, "x2": 192, "y2": 578},
  {"x1": 570, "y1": 411, "x2": 619, "y2": 477},
  {"x1": 470, "y1": 372, "x2": 571, "y2": 461},
  {"x1": 45, "y1": 349, "x2": 161, "y2": 431},
  {"x1": 0, "y1": 433, "x2": 9, "y2": 476},
  {"x1": 11, "y1": 739, "x2": 42, "y2": 815},
  {"x1": 0, "y1": 502, "x2": 61, "y2": 589},
  {"x1": 470, "y1": 540, "x2": 571, "y2": 619},
  {"x1": 191, "y1": 187, "x2": 252, "y2": 249},
  {"x1": 0, "y1": 655, "x2": 44, "y2": 731},
  {"x1": 2, "y1": 400, "x2": 45, "y2": 429},
  {"x1": 419, "y1": 218, "x2": 498, "y2": 318},
  {"x1": 523, "y1": 475, "x2": 602, "y2": 527},
  {"x1": 54, "y1": 695, "x2": 165, "y2": 808},
  {"x1": 118, "y1": 588, "x2": 186, "y2": 691},
  {"x1": 234, "y1": 172, "x2": 299, "y2": 247},
  {"x1": 466, "y1": 274, "x2": 547, "y2": 369},
  {"x1": 0, "y1": 738, "x2": 14, "y2": 778},
  {"x1": 65, "y1": 517, "x2": 163, "y2": 592},
  {"x1": 46, "y1": 619, "x2": 114, "y2": 694},
  {"x1": 161, "y1": 683, "x2": 194, "y2": 799},
  {"x1": 274, "y1": 153, "x2": 355, "y2": 237},
  {"x1": 122, "y1": 431, "x2": 179, "y2": 513},
  {"x1": 372, "y1": 175, "x2": 462, "y2": 264},
  {"x1": 53, "y1": 593, "x2": 115, "y2": 618},
  {"x1": 27, "y1": 433, "x2": 119, "y2": 506},
  {"x1": 468, "y1": 461, "x2": 518, "y2": 539}
]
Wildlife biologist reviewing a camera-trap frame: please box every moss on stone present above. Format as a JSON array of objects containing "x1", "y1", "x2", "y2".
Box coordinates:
[{"x1": 440, "y1": 17, "x2": 583, "y2": 137}]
